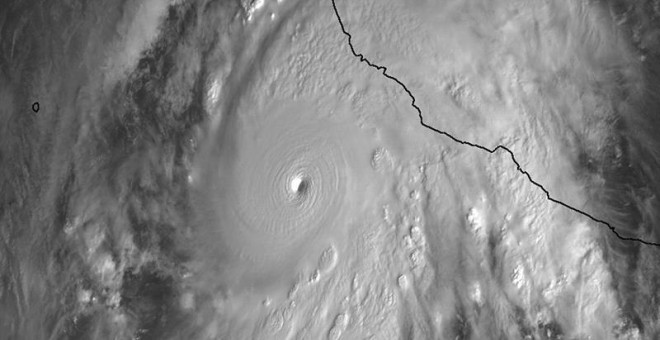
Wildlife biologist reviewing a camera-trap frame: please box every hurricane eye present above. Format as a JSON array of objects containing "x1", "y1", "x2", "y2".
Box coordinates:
[
  {"x1": 289, "y1": 174, "x2": 310, "y2": 197},
  {"x1": 290, "y1": 175, "x2": 304, "y2": 193}
]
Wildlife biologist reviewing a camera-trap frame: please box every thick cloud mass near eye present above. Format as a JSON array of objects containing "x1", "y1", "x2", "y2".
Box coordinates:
[
  {"x1": 230, "y1": 109, "x2": 345, "y2": 243},
  {"x1": 192, "y1": 101, "x2": 364, "y2": 299}
]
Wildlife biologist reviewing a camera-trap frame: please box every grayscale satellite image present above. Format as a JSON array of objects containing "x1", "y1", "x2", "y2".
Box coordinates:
[{"x1": 2, "y1": 0, "x2": 660, "y2": 339}]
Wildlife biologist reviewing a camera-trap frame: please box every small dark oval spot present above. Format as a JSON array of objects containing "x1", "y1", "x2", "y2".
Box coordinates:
[
  {"x1": 32, "y1": 102, "x2": 40, "y2": 113},
  {"x1": 296, "y1": 178, "x2": 309, "y2": 195}
]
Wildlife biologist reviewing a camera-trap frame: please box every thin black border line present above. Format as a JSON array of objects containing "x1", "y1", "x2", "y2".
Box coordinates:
[{"x1": 330, "y1": 0, "x2": 660, "y2": 247}]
